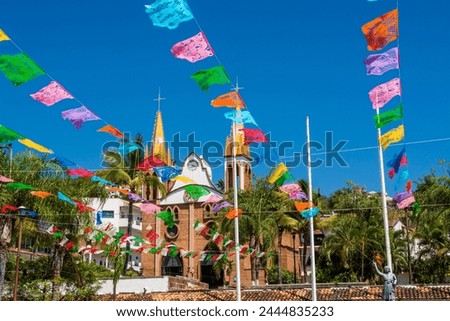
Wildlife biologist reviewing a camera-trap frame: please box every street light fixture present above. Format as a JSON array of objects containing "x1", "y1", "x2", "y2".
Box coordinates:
[{"x1": 13, "y1": 205, "x2": 27, "y2": 301}]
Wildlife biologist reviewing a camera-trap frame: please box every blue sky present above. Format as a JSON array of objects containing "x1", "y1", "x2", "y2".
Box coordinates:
[{"x1": 0, "y1": 0, "x2": 448, "y2": 196}]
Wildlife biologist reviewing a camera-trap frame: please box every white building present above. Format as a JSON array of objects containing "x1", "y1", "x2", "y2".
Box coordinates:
[{"x1": 86, "y1": 197, "x2": 143, "y2": 272}]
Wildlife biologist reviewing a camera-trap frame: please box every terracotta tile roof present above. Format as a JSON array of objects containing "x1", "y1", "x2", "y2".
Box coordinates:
[{"x1": 96, "y1": 285, "x2": 450, "y2": 301}]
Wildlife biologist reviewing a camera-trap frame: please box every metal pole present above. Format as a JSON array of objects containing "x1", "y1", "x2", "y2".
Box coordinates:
[
  {"x1": 8, "y1": 144, "x2": 12, "y2": 177},
  {"x1": 13, "y1": 217, "x2": 23, "y2": 301},
  {"x1": 232, "y1": 111, "x2": 241, "y2": 301},
  {"x1": 405, "y1": 209, "x2": 412, "y2": 284},
  {"x1": 292, "y1": 233, "x2": 297, "y2": 283},
  {"x1": 305, "y1": 116, "x2": 317, "y2": 301},
  {"x1": 376, "y1": 108, "x2": 393, "y2": 271}
]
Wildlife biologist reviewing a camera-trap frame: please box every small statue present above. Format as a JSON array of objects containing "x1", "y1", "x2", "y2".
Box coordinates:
[{"x1": 373, "y1": 261, "x2": 397, "y2": 301}]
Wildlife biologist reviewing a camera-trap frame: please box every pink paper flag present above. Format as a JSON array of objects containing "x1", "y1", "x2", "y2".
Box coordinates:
[
  {"x1": 239, "y1": 128, "x2": 268, "y2": 145},
  {"x1": 67, "y1": 168, "x2": 95, "y2": 178},
  {"x1": 61, "y1": 106, "x2": 100, "y2": 129},
  {"x1": 171, "y1": 32, "x2": 214, "y2": 63},
  {"x1": 202, "y1": 194, "x2": 222, "y2": 204},
  {"x1": 0, "y1": 175, "x2": 14, "y2": 183},
  {"x1": 140, "y1": 203, "x2": 161, "y2": 215},
  {"x1": 30, "y1": 81, "x2": 74, "y2": 106},
  {"x1": 369, "y1": 78, "x2": 401, "y2": 109}
]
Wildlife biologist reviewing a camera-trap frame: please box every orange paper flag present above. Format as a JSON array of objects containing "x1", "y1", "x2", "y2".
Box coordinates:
[
  {"x1": 108, "y1": 186, "x2": 129, "y2": 195},
  {"x1": 294, "y1": 201, "x2": 313, "y2": 212},
  {"x1": 211, "y1": 91, "x2": 246, "y2": 109},
  {"x1": 225, "y1": 208, "x2": 243, "y2": 219},
  {"x1": 97, "y1": 124, "x2": 124, "y2": 138},
  {"x1": 30, "y1": 191, "x2": 55, "y2": 198},
  {"x1": 362, "y1": 9, "x2": 398, "y2": 51}
]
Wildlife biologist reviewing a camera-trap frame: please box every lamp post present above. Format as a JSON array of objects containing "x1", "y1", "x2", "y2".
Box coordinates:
[
  {"x1": 278, "y1": 226, "x2": 283, "y2": 285},
  {"x1": 13, "y1": 205, "x2": 27, "y2": 301},
  {"x1": 292, "y1": 232, "x2": 297, "y2": 284},
  {"x1": 0, "y1": 143, "x2": 13, "y2": 177}
]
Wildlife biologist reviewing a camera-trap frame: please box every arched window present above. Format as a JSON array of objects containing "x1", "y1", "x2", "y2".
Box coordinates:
[
  {"x1": 161, "y1": 251, "x2": 183, "y2": 276},
  {"x1": 173, "y1": 206, "x2": 180, "y2": 222},
  {"x1": 203, "y1": 204, "x2": 212, "y2": 219}
]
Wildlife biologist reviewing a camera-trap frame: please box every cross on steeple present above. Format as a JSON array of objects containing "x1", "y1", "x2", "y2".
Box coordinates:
[
  {"x1": 231, "y1": 76, "x2": 244, "y2": 93},
  {"x1": 153, "y1": 87, "x2": 166, "y2": 112}
]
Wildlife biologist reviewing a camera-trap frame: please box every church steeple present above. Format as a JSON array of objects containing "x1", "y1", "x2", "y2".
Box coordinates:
[
  {"x1": 223, "y1": 80, "x2": 252, "y2": 192},
  {"x1": 147, "y1": 89, "x2": 170, "y2": 165}
]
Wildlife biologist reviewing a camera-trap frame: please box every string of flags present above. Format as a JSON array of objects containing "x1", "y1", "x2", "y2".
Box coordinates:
[
  {"x1": 266, "y1": 161, "x2": 318, "y2": 219},
  {"x1": 361, "y1": 4, "x2": 418, "y2": 212},
  {"x1": 0, "y1": 27, "x2": 126, "y2": 142},
  {"x1": 144, "y1": 0, "x2": 269, "y2": 147}
]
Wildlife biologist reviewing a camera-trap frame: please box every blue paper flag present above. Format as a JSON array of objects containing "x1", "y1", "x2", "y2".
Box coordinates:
[
  {"x1": 57, "y1": 191, "x2": 77, "y2": 206},
  {"x1": 153, "y1": 166, "x2": 181, "y2": 183},
  {"x1": 144, "y1": 0, "x2": 194, "y2": 29},
  {"x1": 117, "y1": 142, "x2": 144, "y2": 155},
  {"x1": 224, "y1": 110, "x2": 258, "y2": 126},
  {"x1": 91, "y1": 175, "x2": 115, "y2": 186},
  {"x1": 301, "y1": 207, "x2": 319, "y2": 219}
]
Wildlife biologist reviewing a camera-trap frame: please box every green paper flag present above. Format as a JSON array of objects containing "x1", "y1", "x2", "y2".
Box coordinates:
[
  {"x1": 191, "y1": 65, "x2": 230, "y2": 92},
  {"x1": 156, "y1": 210, "x2": 174, "y2": 228},
  {"x1": 6, "y1": 182, "x2": 35, "y2": 190},
  {"x1": 412, "y1": 202, "x2": 420, "y2": 219},
  {"x1": 274, "y1": 172, "x2": 294, "y2": 187},
  {"x1": 373, "y1": 104, "x2": 403, "y2": 128},
  {"x1": 184, "y1": 185, "x2": 210, "y2": 199},
  {"x1": 0, "y1": 125, "x2": 25, "y2": 144},
  {"x1": 0, "y1": 53, "x2": 45, "y2": 86}
]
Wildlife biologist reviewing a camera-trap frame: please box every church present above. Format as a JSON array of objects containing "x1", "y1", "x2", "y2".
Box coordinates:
[{"x1": 141, "y1": 106, "x2": 301, "y2": 288}]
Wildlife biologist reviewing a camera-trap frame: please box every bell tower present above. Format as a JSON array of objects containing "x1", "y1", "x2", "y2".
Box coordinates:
[{"x1": 223, "y1": 117, "x2": 252, "y2": 192}]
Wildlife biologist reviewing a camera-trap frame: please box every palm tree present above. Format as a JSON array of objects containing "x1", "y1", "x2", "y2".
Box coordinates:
[
  {"x1": 412, "y1": 165, "x2": 450, "y2": 283},
  {"x1": 97, "y1": 134, "x2": 144, "y2": 275},
  {"x1": 0, "y1": 150, "x2": 107, "y2": 300},
  {"x1": 217, "y1": 178, "x2": 293, "y2": 285},
  {"x1": 97, "y1": 133, "x2": 165, "y2": 275},
  {"x1": 320, "y1": 182, "x2": 387, "y2": 282}
]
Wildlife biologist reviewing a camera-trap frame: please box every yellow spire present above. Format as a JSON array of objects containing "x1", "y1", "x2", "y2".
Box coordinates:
[{"x1": 149, "y1": 110, "x2": 170, "y2": 165}]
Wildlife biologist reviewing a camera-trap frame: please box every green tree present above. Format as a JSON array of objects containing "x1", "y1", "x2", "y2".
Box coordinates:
[
  {"x1": 0, "y1": 151, "x2": 107, "y2": 300},
  {"x1": 97, "y1": 134, "x2": 144, "y2": 275},
  {"x1": 320, "y1": 182, "x2": 388, "y2": 282},
  {"x1": 217, "y1": 179, "x2": 294, "y2": 285},
  {"x1": 413, "y1": 164, "x2": 450, "y2": 283}
]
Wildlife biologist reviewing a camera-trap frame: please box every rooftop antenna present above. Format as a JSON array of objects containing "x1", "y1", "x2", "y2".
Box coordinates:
[{"x1": 153, "y1": 87, "x2": 165, "y2": 112}]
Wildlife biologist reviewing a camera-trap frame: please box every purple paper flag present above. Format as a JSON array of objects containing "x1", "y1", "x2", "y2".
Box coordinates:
[
  {"x1": 212, "y1": 201, "x2": 232, "y2": 213},
  {"x1": 171, "y1": 32, "x2": 214, "y2": 63},
  {"x1": 30, "y1": 81, "x2": 74, "y2": 106},
  {"x1": 61, "y1": 106, "x2": 100, "y2": 129},
  {"x1": 364, "y1": 47, "x2": 399, "y2": 76},
  {"x1": 393, "y1": 191, "x2": 415, "y2": 209},
  {"x1": 369, "y1": 78, "x2": 401, "y2": 109}
]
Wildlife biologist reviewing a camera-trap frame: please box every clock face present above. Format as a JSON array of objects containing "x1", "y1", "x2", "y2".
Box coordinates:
[{"x1": 187, "y1": 159, "x2": 199, "y2": 171}]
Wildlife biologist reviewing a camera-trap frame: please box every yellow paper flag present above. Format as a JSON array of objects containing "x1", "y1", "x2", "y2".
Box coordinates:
[
  {"x1": 18, "y1": 138, "x2": 53, "y2": 154},
  {"x1": 0, "y1": 29, "x2": 10, "y2": 42},
  {"x1": 267, "y1": 162, "x2": 288, "y2": 184},
  {"x1": 379, "y1": 124, "x2": 404, "y2": 150},
  {"x1": 171, "y1": 175, "x2": 196, "y2": 184}
]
